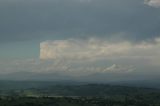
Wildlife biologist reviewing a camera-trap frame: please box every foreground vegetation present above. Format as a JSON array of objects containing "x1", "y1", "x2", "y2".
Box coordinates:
[
  {"x1": 0, "y1": 95, "x2": 160, "y2": 106},
  {"x1": 1, "y1": 82, "x2": 160, "y2": 106}
]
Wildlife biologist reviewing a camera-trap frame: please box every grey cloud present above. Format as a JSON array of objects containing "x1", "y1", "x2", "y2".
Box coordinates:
[
  {"x1": 144, "y1": 0, "x2": 160, "y2": 7},
  {"x1": 0, "y1": 0, "x2": 160, "y2": 43}
]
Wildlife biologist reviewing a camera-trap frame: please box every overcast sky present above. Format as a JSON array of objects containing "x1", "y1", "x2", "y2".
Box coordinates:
[{"x1": 0, "y1": 0, "x2": 160, "y2": 81}]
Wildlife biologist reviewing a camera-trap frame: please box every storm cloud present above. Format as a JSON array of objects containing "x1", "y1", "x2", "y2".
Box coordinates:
[{"x1": 0, "y1": 0, "x2": 160, "y2": 43}]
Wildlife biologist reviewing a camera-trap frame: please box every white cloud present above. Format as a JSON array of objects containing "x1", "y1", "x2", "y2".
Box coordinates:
[
  {"x1": 0, "y1": 58, "x2": 134, "y2": 78},
  {"x1": 40, "y1": 38, "x2": 160, "y2": 60},
  {"x1": 102, "y1": 64, "x2": 135, "y2": 73},
  {"x1": 144, "y1": 0, "x2": 160, "y2": 7},
  {"x1": 38, "y1": 37, "x2": 160, "y2": 77},
  {"x1": 40, "y1": 38, "x2": 130, "y2": 60},
  {"x1": 2, "y1": 37, "x2": 160, "y2": 80}
]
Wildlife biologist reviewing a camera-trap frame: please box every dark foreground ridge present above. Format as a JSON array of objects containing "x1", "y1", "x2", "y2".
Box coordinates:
[{"x1": 0, "y1": 96, "x2": 160, "y2": 106}]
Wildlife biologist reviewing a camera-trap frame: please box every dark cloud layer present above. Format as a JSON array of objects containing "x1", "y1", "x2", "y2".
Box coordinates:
[{"x1": 0, "y1": 0, "x2": 160, "y2": 43}]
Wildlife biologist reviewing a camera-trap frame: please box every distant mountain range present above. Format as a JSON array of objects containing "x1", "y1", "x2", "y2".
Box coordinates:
[{"x1": 0, "y1": 71, "x2": 160, "y2": 89}]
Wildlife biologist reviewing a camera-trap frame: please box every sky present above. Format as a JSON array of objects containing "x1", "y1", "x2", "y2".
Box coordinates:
[{"x1": 0, "y1": 0, "x2": 160, "y2": 81}]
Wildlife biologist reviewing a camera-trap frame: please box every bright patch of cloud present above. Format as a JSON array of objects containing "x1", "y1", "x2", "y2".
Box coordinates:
[
  {"x1": 40, "y1": 38, "x2": 160, "y2": 60},
  {"x1": 102, "y1": 64, "x2": 135, "y2": 73},
  {"x1": 40, "y1": 38, "x2": 130, "y2": 60},
  {"x1": 144, "y1": 0, "x2": 160, "y2": 7}
]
